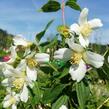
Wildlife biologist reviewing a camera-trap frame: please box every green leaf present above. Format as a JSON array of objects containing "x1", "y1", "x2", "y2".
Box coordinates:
[
  {"x1": 32, "y1": 82, "x2": 42, "y2": 104},
  {"x1": 36, "y1": 20, "x2": 54, "y2": 42},
  {"x1": 40, "y1": 1, "x2": 61, "y2": 12},
  {"x1": 45, "y1": 37, "x2": 58, "y2": 48},
  {"x1": 36, "y1": 31, "x2": 45, "y2": 43},
  {"x1": 41, "y1": 37, "x2": 58, "y2": 53},
  {"x1": 42, "y1": 84, "x2": 67, "y2": 104},
  {"x1": 76, "y1": 81, "x2": 90, "y2": 109},
  {"x1": 52, "y1": 95, "x2": 68, "y2": 109},
  {"x1": 59, "y1": 67, "x2": 69, "y2": 79},
  {"x1": 45, "y1": 19, "x2": 54, "y2": 30},
  {"x1": 65, "y1": 1, "x2": 81, "y2": 11}
]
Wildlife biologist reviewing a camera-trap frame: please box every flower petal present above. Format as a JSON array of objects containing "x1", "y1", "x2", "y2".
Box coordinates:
[
  {"x1": 79, "y1": 34, "x2": 89, "y2": 47},
  {"x1": 4, "y1": 64, "x2": 22, "y2": 78},
  {"x1": 16, "y1": 59, "x2": 26, "y2": 72},
  {"x1": 15, "y1": 94, "x2": 20, "y2": 102},
  {"x1": 65, "y1": 34, "x2": 74, "y2": 42},
  {"x1": 12, "y1": 104, "x2": 17, "y2": 109},
  {"x1": 3, "y1": 94, "x2": 11, "y2": 101},
  {"x1": 70, "y1": 23, "x2": 80, "y2": 35},
  {"x1": 59, "y1": 105, "x2": 68, "y2": 109},
  {"x1": 54, "y1": 48, "x2": 72, "y2": 62},
  {"x1": 3, "y1": 64, "x2": 16, "y2": 77},
  {"x1": 88, "y1": 19, "x2": 103, "y2": 29},
  {"x1": 69, "y1": 60, "x2": 86, "y2": 82},
  {"x1": 79, "y1": 8, "x2": 88, "y2": 25},
  {"x1": 20, "y1": 84, "x2": 28, "y2": 103},
  {"x1": 35, "y1": 53, "x2": 49, "y2": 63},
  {"x1": 83, "y1": 51, "x2": 104, "y2": 68},
  {"x1": 13, "y1": 36, "x2": 32, "y2": 46},
  {"x1": 2, "y1": 78, "x2": 9, "y2": 86},
  {"x1": 26, "y1": 66, "x2": 37, "y2": 81},
  {"x1": 66, "y1": 36, "x2": 84, "y2": 52},
  {"x1": 3, "y1": 94, "x2": 11, "y2": 108},
  {"x1": 65, "y1": 35, "x2": 74, "y2": 45},
  {"x1": 68, "y1": 43, "x2": 84, "y2": 53},
  {"x1": 7, "y1": 46, "x2": 17, "y2": 64},
  {"x1": 3, "y1": 100, "x2": 11, "y2": 108}
]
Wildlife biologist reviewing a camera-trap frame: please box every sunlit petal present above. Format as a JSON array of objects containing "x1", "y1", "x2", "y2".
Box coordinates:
[
  {"x1": 79, "y1": 8, "x2": 88, "y2": 25},
  {"x1": 69, "y1": 60, "x2": 86, "y2": 82}
]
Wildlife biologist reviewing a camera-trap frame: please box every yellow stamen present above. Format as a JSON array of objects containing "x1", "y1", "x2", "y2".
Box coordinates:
[
  {"x1": 57, "y1": 25, "x2": 70, "y2": 38},
  {"x1": 26, "y1": 58, "x2": 38, "y2": 69},
  {"x1": 26, "y1": 42, "x2": 33, "y2": 48},
  {"x1": 80, "y1": 23, "x2": 92, "y2": 37},
  {"x1": 13, "y1": 78, "x2": 25, "y2": 90},
  {"x1": 9, "y1": 97, "x2": 16, "y2": 104},
  {"x1": 70, "y1": 52, "x2": 82, "y2": 64},
  {"x1": 62, "y1": 28, "x2": 70, "y2": 38}
]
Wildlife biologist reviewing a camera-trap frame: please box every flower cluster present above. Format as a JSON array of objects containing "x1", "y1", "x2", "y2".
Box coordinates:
[
  {"x1": 54, "y1": 8, "x2": 104, "y2": 83},
  {"x1": 0, "y1": 36, "x2": 49, "y2": 109},
  {"x1": 0, "y1": 8, "x2": 105, "y2": 109}
]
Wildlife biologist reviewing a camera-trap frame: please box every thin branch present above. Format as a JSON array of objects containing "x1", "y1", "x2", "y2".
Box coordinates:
[
  {"x1": 97, "y1": 97, "x2": 109, "y2": 109},
  {"x1": 62, "y1": 0, "x2": 65, "y2": 26}
]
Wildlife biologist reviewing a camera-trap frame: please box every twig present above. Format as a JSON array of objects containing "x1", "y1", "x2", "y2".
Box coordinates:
[
  {"x1": 48, "y1": 62, "x2": 59, "y2": 72},
  {"x1": 97, "y1": 97, "x2": 109, "y2": 109},
  {"x1": 103, "y1": 49, "x2": 109, "y2": 56}
]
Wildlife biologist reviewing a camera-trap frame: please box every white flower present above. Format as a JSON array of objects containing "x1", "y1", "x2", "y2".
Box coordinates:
[
  {"x1": 59, "y1": 105, "x2": 68, "y2": 109},
  {"x1": 22, "y1": 52, "x2": 50, "y2": 82},
  {"x1": 35, "y1": 53, "x2": 49, "y2": 64},
  {"x1": 2, "y1": 63, "x2": 32, "y2": 103},
  {"x1": 13, "y1": 36, "x2": 32, "y2": 47},
  {"x1": 3, "y1": 92, "x2": 19, "y2": 109},
  {"x1": 2, "y1": 52, "x2": 49, "y2": 102},
  {"x1": 54, "y1": 39, "x2": 104, "y2": 82},
  {"x1": 0, "y1": 46, "x2": 17, "y2": 74},
  {"x1": 70, "y1": 8, "x2": 103, "y2": 47},
  {"x1": 20, "y1": 52, "x2": 49, "y2": 101}
]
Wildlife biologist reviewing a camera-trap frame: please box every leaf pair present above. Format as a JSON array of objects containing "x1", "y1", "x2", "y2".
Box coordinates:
[{"x1": 39, "y1": 0, "x2": 81, "y2": 13}]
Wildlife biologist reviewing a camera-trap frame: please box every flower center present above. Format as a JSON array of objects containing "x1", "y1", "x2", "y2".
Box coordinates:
[
  {"x1": 26, "y1": 42, "x2": 33, "y2": 48},
  {"x1": 80, "y1": 23, "x2": 92, "y2": 37},
  {"x1": 57, "y1": 25, "x2": 70, "y2": 38},
  {"x1": 26, "y1": 58, "x2": 38, "y2": 69},
  {"x1": 62, "y1": 28, "x2": 70, "y2": 38},
  {"x1": 70, "y1": 52, "x2": 82, "y2": 64},
  {"x1": 13, "y1": 78, "x2": 25, "y2": 90},
  {"x1": 9, "y1": 97, "x2": 16, "y2": 105}
]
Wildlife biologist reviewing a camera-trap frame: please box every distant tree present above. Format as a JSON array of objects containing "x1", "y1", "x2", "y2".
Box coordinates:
[{"x1": 0, "y1": 29, "x2": 13, "y2": 49}]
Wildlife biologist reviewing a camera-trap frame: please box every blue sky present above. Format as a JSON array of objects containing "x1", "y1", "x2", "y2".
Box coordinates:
[{"x1": 0, "y1": 0, "x2": 109, "y2": 44}]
